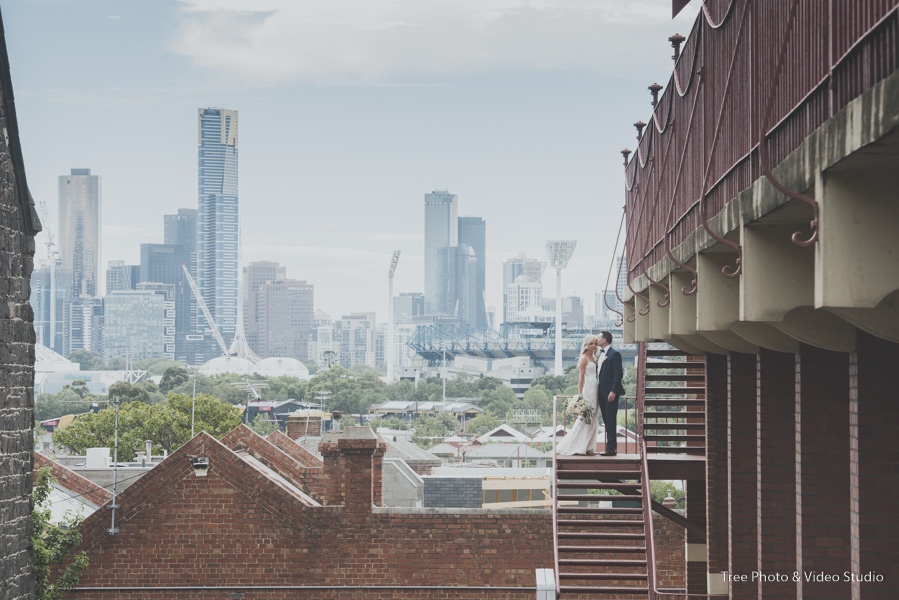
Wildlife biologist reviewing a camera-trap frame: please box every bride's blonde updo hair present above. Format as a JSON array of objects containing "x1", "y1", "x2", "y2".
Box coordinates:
[{"x1": 581, "y1": 334, "x2": 599, "y2": 356}]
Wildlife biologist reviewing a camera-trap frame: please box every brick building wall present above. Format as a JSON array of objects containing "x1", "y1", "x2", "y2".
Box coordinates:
[
  {"x1": 0, "y1": 9, "x2": 41, "y2": 600},
  {"x1": 34, "y1": 453, "x2": 113, "y2": 507},
  {"x1": 60, "y1": 430, "x2": 555, "y2": 599}
]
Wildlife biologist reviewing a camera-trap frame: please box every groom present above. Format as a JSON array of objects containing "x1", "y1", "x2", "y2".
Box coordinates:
[{"x1": 597, "y1": 330, "x2": 626, "y2": 456}]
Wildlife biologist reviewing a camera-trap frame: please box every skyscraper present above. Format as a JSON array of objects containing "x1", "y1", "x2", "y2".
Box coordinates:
[
  {"x1": 424, "y1": 190, "x2": 457, "y2": 315},
  {"x1": 140, "y1": 243, "x2": 192, "y2": 336},
  {"x1": 502, "y1": 254, "x2": 546, "y2": 324},
  {"x1": 243, "y1": 261, "x2": 287, "y2": 353},
  {"x1": 257, "y1": 279, "x2": 314, "y2": 361},
  {"x1": 164, "y1": 208, "x2": 198, "y2": 250},
  {"x1": 58, "y1": 168, "x2": 101, "y2": 298},
  {"x1": 197, "y1": 108, "x2": 239, "y2": 346},
  {"x1": 458, "y1": 216, "x2": 487, "y2": 330}
]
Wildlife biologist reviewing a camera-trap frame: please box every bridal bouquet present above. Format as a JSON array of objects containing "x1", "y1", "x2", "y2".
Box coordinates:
[{"x1": 565, "y1": 394, "x2": 594, "y2": 425}]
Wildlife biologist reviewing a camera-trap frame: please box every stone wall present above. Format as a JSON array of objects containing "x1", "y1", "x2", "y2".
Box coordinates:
[{"x1": 0, "y1": 9, "x2": 41, "y2": 600}]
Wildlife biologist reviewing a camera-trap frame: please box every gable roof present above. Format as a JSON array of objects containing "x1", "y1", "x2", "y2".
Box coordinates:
[
  {"x1": 75, "y1": 431, "x2": 325, "y2": 556},
  {"x1": 476, "y1": 424, "x2": 530, "y2": 444}
]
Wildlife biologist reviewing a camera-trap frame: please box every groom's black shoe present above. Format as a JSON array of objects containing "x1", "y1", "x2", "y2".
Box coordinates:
[{"x1": 599, "y1": 450, "x2": 617, "y2": 456}]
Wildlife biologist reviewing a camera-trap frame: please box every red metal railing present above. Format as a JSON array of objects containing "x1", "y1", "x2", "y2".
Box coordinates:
[{"x1": 624, "y1": 0, "x2": 899, "y2": 286}]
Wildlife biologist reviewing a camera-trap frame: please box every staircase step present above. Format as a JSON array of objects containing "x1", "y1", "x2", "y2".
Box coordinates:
[
  {"x1": 645, "y1": 373, "x2": 706, "y2": 381},
  {"x1": 646, "y1": 349, "x2": 689, "y2": 356},
  {"x1": 645, "y1": 361, "x2": 704, "y2": 369},
  {"x1": 558, "y1": 532, "x2": 645, "y2": 540},
  {"x1": 645, "y1": 446, "x2": 706, "y2": 454},
  {"x1": 560, "y1": 586, "x2": 649, "y2": 594},
  {"x1": 556, "y1": 506, "x2": 644, "y2": 515},
  {"x1": 560, "y1": 572, "x2": 648, "y2": 581},
  {"x1": 558, "y1": 494, "x2": 642, "y2": 502},
  {"x1": 556, "y1": 481, "x2": 640, "y2": 489},
  {"x1": 559, "y1": 559, "x2": 648, "y2": 567},
  {"x1": 559, "y1": 545, "x2": 646, "y2": 554},
  {"x1": 645, "y1": 386, "x2": 705, "y2": 395},
  {"x1": 642, "y1": 422, "x2": 705, "y2": 430},
  {"x1": 557, "y1": 470, "x2": 642, "y2": 480},
  {"x1": 557, "y1": 519, "x2": 644, "y2": 527},
  {"x1": 644, "y1": 411, "x2": 705, "y2": 419},
  {"x1": 644, "y1": 398, "x2": 706, "y2": 406},
  {"x1": 644, "y1": 434, "x2": 704, "y2": 442}
]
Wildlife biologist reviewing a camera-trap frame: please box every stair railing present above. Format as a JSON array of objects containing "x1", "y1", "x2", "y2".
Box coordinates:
[
  {"x1": 642, "y1": 439, "x2": 728, "y2": 599},
  {"x1": 551, "y1": 395, "x2": 561, "y2": 599}
]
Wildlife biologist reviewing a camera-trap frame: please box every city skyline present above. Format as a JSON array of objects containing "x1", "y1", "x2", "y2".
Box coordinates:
[{"x1": 5, "y1": 0, "x2": 702, "y2": 320}]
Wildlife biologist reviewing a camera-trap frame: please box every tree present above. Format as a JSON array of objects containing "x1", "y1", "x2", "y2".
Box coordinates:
[
  {"x1": 462, "y1": 413, "x2": 501, "y2": 435},
  {"x1": 67, "y1": 349, "x2": 104, "y2": 371},
  {"x1": 266, "y1": 376, "x2": 307, "y2": 401},
  {"x1": 159, "y1": 366, "x2": 190, "y2": 396},
  {"x1": 107, "y1": 381, "x2": 163, "y2": 405},
  {"x1": 248, "y1": 414, "x2": 279, "y2": 436},
  {"x1": 32, "y1": 467, "x2": 89, "y2": 599},
  {"x1": 369, "y1": 416, "x2": 408, "y2": 431},
  {"x1": 411, "y1": 412, "x2": 459, "y2": 449},
  {"x1": 52, "y1": 394, "x2": 241, "y2": 460}
]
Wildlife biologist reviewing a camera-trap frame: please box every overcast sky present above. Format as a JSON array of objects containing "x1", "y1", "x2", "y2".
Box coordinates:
[{"x1": 4, "y1": 0, "x2": 700, "y2": 322}]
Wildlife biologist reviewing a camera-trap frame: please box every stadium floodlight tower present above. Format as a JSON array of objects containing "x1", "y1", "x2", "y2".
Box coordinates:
[
  {"x1": 387, "y1": 251, "x2": 401, "y2": 383},
  {"x1": 546, "y1": 240, "x2": 577, "y2": 376}
]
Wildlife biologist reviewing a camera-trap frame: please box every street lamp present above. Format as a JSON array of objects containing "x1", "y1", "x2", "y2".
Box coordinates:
[
  {"x1": 387, "y1": 251, "x2": 401, "y2": 384},
  {"x1": 546, "y1": 240, "x2": 577, "y2": 376}
]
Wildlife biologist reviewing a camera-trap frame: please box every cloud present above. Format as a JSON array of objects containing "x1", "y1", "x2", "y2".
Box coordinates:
[{"x1": 169, "y1": 0, "x2": 700, "y2": 85}]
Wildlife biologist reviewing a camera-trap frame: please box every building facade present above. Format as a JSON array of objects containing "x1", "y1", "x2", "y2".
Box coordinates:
[
  {"x1": 196, "y1": 107, "x2": 239, "y2": 347},
  {"x1": 103, "y1": 290, "x2": 167, "y2": 361},
  {"x1": 458, "y1": 216, "x2": 487, "y2": 330},
  {"x1": 58, "y1": 168, "x2": 101, "y2": 298},
  {"x1": 502, "y1": 253, "x2": 545, "y2": 324},
  {"x1": 423, "y1": 190, "x2": 457, "y2": 315}
]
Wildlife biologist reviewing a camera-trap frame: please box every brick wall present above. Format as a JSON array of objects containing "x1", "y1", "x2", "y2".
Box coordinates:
[
  {"x1": 756, "y1": 350, "x2": 797, "y2": 599},
  {"x1": 34, "y1": 453, "x2": 113, "y2": 508},
  {"x1": 286, "y1": 414, "x2": 322, "y2": 438},
  {"x1": 850, "y1": 331, "x2": 899, "y2": 600},
  {"x1": 267, "y1": 429, "x2": 322, "y2": 467},
  {"x1": 728, "y1": 352, "x2": 758, "y2": 599},
  {"x1": 705, "y1": 353, "x2": 729, "y2": 579},
  {"x1": 423, "y1": 477, "x2": 483, "y2": 508},
  {"x1": 796, "y1": 345, "x2": 850, "y2": 599},
  {"x1": 654, "y1": 511, "x2": 687, "y2": 590},
  {"x1": 0, "y1": 13, "x2": 40, "y2": 600},
  {"x1": 60, "y1": 431, "x2": 553, "y2": 599}
]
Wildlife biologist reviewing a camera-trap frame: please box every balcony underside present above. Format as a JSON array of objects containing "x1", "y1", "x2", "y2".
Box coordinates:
[{"x1": 624, "y1": 69, "x2": 899, "y2": 353}]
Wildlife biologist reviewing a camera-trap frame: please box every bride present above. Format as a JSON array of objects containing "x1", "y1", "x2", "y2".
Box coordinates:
[{"x1": 556, "y1": 335, "x2": 601, "y2": 456}]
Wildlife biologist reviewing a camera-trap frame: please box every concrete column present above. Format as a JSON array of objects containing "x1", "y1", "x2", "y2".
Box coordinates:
[
  {"x1": 850, "y1": 331, "x2": 899, "y2": 599},
  {"x1": 728, "y1": 352, "x2": 758, "y2": 599},
  {"x1": 696, "y1": 252, "x2": 757, "y2": 353},
  {"x1": 796, "y1": 345, "x2": 850, "y2": 599},
  {"x1": 757, "y1": 350, "x2": 797, "y2": 600}
]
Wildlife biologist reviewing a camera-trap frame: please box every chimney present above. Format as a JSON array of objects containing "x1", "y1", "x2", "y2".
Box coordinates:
[
  {"x1": 286, "y1": 413, "x2": 322, "y2": 439},
  {"x1": 663, "y1": 490, "x2": 678, "y2": 510},
  {"x1": 318, "y1": 426, "x2": 385, "y2": 510}
]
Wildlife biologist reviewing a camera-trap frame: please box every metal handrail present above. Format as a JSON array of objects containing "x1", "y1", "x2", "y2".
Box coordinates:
[
  {"x1": 551, "y1": 395, "x2": 561, "y2": 599},
  {"x1": 642, "y1": 441, "x2": 729, "y2": 599}
]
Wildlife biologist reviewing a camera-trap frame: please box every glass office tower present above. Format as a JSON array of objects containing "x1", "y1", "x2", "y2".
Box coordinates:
[
  {"x1": 197, "y1": 108, "x2": 239, "y2": 346},
  {"x1": 424, "y1": 190, "x2": 457, "y2": 315}
]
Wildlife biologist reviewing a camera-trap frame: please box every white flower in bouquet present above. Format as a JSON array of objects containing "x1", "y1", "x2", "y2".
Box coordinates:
[{"x1": 565, "y1": 394, "x2": 594, "y2": 425}]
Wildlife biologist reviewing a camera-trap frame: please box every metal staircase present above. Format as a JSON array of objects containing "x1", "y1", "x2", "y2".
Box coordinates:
[
  {"x1": 551, "y1": 343, "x2": 711, "y2": 598},
  {"x1": 554, "y1": 455, "x2": 649, "y2": 598},
  {"x1": 640, "y1": 347, "x2": 707, "y2": 457}
]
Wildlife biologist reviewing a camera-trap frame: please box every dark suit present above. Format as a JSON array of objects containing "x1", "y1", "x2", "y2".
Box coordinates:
[{"x1": 597, "y1": 346, "x2": 626, "y2": 453}]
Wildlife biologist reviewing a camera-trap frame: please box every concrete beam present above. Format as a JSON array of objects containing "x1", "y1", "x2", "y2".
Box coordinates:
[{"x1": 696, "y1": 252, "x2": 758, "y2": 354}]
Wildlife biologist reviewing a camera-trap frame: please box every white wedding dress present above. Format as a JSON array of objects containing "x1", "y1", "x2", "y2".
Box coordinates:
[{"x1": 556, "y1": 359, "x2": 600, "y2": 455}]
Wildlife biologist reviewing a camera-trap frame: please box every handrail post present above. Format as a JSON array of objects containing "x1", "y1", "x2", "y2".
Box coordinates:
[{"x1": 642, "y1": 440, "x2": 657, "y2": 600}]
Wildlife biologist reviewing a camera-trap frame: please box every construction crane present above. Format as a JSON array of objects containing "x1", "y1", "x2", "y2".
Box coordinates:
[
  {"x1": 180, "y1": 263, "x2": 231, "y2": 357},
  {"x1": 36, "y1": 198, "x2": 59, "y2": 349}
]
